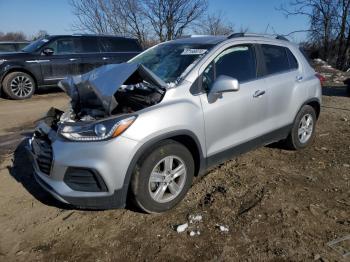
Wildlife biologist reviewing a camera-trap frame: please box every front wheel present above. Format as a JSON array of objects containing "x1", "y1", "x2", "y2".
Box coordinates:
[
  {"x1": 2, "y1": 72, "x2": 35, "y2": 100},
  {"x1": 284, "y1": 105, "x2": 317, "y2": 150},
  {"x1": 131, "y1": 140, "x2": 194, "y2": 213}
]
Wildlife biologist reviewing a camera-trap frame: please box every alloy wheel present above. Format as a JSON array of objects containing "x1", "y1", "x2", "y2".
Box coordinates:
[
  {"x1": 298, "y1": 113, "x2": 314, "y2": 144},
  {"x1": 10, "y1": 75, "x2": 34, "y2": 98},
  {"x1": 148, "y1": 155, "x2": 187, "y2": 203}
]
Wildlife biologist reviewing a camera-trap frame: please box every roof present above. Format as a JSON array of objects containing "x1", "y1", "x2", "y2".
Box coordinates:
[{"x1": 46, "y1": 34, "x2": 138, "y2": 41}]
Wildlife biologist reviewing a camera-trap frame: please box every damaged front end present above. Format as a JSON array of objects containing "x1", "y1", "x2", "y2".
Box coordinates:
[{"x1": 43, "y1": 63, "x2": 167, "y2": 142}]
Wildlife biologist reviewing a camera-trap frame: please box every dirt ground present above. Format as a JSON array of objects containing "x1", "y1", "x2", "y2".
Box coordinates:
[{"x1": 0, "y1": 85, "x2": 349, "y2": 262}]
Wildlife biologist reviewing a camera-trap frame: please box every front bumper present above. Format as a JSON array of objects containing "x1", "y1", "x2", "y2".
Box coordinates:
[{"x1": 26, "y1": 132, "x2": 139, "y2": 209}]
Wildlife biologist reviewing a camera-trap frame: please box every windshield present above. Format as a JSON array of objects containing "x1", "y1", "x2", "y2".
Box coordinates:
[
  {"x1": 129, "y1": 43, "x2": 213, "y2": 83},
  {"x1": 22, "y1": 38, "x2": 50, "y2": 52}
]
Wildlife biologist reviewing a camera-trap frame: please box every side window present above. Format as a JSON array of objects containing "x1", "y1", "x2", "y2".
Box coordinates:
[
  {"x1": 81, "y1": 37, "x2": 100, "y2": 53},
  {"x1": 202, "y1": 45, "x2": 257, "y2": 90},
  {"x1": 46, "y1": 38, "x2": 77, "y2": 54},
  {"x1": 100, "y1": 38, "x2": 141, "y2": 52},
  {"x1": 286, "y1": 48, "x2": 298, "y2": 70},
  {"x1": 261, "y1": 44, "x2": 290, "y2": 75},
  {"x1": 113, "y1": 39, "x2": 140, "y2": 52}
]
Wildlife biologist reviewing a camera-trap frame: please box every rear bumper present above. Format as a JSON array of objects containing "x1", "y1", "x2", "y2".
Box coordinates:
[{"x1": 26, "y1": 132, "x2": 139, "y2": 209}]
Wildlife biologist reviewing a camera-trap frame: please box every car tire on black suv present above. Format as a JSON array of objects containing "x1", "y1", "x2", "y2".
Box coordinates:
[
  {"x1": 131, "y1": 140, "x2": 194, "y2": 213},
  {"x1": 285, "y1": 105, "x2": 317, "y2": 150},
  {"x1": 2, "y1": 72, "x2": 35, "y2": 100}
]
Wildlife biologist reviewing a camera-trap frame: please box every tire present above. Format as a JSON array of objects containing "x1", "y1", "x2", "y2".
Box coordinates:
[
  {"x1": 131, "y1": 140, "x2": 195, "y2": 213},
  {"x1": 2, "y1": 72, "x2": 35, "y2": 100},
  {"x1": 284, "y1": 105, "x2": 317, "y2": 150}
]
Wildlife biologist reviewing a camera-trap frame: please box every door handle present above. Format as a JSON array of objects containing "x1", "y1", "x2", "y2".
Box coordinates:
[
  {"x1": 296, "y1": 75, "x2": 303, "y2": 82},
  {"x1": 253, "y1": 90, "x2": 266, "y2": 98},
  {"x1": 102, "y1": 57, "x2": 109, "y2": 61},
  {"x1": 69, "y1": 58, "x2": 78, "y2": 61}
]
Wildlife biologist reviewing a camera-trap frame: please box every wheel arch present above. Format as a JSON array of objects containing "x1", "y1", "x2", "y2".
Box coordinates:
[
  {"x1": 1, "y1": 67, "x2": 38, "y2": 89},
  {"x1": 294, "y1": 98, "x2": 321, "y2": 123},
  {"x1": 306, "y1": 99, "x2": 321, "y2": 119},
  {"x1": 121, "y1": 130, "x2": 206, "y2": 205}
]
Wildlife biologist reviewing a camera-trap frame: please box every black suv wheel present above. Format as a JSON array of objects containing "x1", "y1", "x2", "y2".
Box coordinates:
[{"x1": 2, "y1": 72, "x2": 35, "y2": 100}]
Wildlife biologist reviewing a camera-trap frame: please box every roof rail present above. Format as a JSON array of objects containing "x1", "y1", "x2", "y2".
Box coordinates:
[
  {"x1": 176, "y1": 34, "x2": 213, "y2": 39},
  {"x1": 227, "y1": 33, "x2": 289, "y2": 41}
]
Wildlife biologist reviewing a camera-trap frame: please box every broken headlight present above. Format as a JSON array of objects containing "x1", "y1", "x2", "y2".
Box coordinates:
[{"x1": 59, "y1": 116, "x2": 136, "y2": 142}]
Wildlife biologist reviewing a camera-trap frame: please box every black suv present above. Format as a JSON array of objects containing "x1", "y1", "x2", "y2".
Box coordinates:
[{"x1": 0, "y1": 35, "x2": 142, "y2": 99}]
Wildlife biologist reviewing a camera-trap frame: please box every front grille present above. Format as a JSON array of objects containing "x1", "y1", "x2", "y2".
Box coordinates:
[{"x1": 32, "y1": 137, "x2": 53, "y2": 175}]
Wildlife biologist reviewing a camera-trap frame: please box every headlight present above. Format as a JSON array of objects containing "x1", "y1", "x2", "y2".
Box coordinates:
[
  {"x1": 59, "y1": 116, "x2": 136, "y2": 142},
  {"x1": 0, "y1": 59, "x2": 7, "y2": 65}
]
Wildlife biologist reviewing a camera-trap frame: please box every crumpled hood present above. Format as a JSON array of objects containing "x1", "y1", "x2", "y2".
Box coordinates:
[{"x1": 59, "y1": 63, "x2": 167, "y2": 115}]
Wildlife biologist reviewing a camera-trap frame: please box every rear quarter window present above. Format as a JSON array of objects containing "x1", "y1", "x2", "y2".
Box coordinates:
[
  {"x1": 81, "y1": 37, "x2": 100, "y2": 53},
  {"x1": 286, "y1": 48, "x2": 299, "y2": 70},
  {"x1": 261, "y1": 44, "x2": 290, "y2": 75}
]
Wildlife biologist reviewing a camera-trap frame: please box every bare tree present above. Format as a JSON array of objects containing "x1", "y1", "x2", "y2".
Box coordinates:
[
  {"x1": 70, "y1": 0, "x2": 110, "y2": 34},
  {"x1": 70, "y1": 0, "x2": 150, "y2": 46},
  {"x1": 195, "y1": 12, "x2": 234, "y2": 35},
  {"x1": 335, "y1": 0, "x2": 350, "y2": 69},
  {"x1": 142, "y1": 0, "x2": 208, "y2": 41},
  {"x1": 100, "y1": 0, "x2": 149, "y2": 46},
  {"x1": 279, "y1": 0, "x2": 337, "y2": 60},
  {"x1": 32, "y1": 30, "x2": 49, "y2": 40}
]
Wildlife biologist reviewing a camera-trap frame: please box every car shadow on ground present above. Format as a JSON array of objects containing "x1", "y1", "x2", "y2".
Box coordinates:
[
  {"x1": 6, "y1": 138, "x2": 140, "y2": 212},
  {"x1": 36, "y1": 86, "x2": 63, "y2": 95},
  {"x1": 322, "y1": 85, "x2": 349, "y2": 97},
  {"x1": 7, "y1": 138, "x2": 72, "y2": 210}
]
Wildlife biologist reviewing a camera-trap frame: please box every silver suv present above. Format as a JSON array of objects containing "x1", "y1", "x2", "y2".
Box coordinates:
[{"x1": 28, "y1": 33, "x2": 322, "y2": 213}]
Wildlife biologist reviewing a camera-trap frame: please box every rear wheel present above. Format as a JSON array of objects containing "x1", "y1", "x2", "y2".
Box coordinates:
[
  {"x1": 2, "y1": 72, "x2": 35, "y2": 99},
  {"x1": 131, "y1": 140, "x2": 194, "y2": 213},
  {"x1": 284, "y1": 105, "x2": 317, "y2": 150}
]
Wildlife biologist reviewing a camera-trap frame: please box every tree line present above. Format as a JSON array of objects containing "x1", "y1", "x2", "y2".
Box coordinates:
[
  {"x1": 280, "y1": 0, "x2": 350, "y2": 71},
  {"x1": 69, "y1": 0, "x2": 234, "y2": 47}
]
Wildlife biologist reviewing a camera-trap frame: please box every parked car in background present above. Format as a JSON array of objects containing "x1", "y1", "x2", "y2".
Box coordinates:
[
  {"x1": 0, "y1": 35, "x2": 142, "y2": 99},
  {"x1": 0, "y1": 41, "x2": 29, "y2": 53}
]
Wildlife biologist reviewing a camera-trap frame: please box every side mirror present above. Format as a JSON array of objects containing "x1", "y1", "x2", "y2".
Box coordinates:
[
  {"x1": 208, "y1": 75, "x2": 240, "y2": 103},
  {"x1": 42, "y1": 48, "x2": 54, "y2": 56}
]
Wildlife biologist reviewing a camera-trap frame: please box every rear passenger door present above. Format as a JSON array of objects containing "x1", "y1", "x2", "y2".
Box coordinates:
[
  {"x1": 76, "y1": 37, "x2": 105, "y2": 74},
  {"x1": 99, "y1": 37, "x2": 141, "y2": 64},
  {"x1": 259, "y1": 44, "x2": 303, "y2": 130}
]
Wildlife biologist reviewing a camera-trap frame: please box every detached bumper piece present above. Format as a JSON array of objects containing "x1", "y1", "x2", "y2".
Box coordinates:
[{"x1": 64, "y1": 167, "x2": 108, "y2": 192}]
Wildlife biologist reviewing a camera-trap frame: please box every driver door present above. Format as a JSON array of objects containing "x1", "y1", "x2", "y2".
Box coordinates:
[{"x1": 199, "y1": 44, "x2": 269, "y2": 164}]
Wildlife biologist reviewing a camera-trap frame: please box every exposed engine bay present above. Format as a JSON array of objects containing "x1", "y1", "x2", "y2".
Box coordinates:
[{"x1": 50, "y1": 63, "x2": 167, "y2": 123}]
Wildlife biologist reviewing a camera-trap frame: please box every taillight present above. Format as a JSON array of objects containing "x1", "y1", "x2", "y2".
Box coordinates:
[{"x1": 315, "y1": 73, "x2": 326, "y2": 85}]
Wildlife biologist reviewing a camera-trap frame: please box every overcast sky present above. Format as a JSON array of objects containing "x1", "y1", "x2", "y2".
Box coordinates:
[{"x1": 0, "y1": 0, "x2": 309, "y2": 42}]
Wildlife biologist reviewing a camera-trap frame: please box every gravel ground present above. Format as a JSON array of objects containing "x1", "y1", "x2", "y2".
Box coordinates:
[{"x1": 0, "y1": 86, "x2": 349, "y2": 261}]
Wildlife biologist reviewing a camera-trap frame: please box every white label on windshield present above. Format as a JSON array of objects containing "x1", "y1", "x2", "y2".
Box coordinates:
[
  {"x1": 41, "y1": 39, "x2": 49, "y2": 43},
  {"x1": 181, "y1": 48, "x2": 207, "y2": 55}
]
